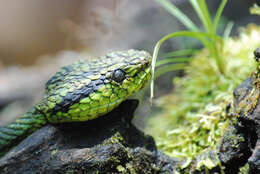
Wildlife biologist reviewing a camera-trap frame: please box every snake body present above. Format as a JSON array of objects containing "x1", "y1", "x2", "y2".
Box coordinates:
[{"x1": 0, "y1": 50, "x2": 152, "y2": 156}]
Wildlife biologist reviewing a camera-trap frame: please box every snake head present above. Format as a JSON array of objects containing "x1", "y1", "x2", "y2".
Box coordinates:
[
  {"x1": 41, "y1": 49, "x2": 152, "y2": 123},
  {"x1": 106, "y1": 49, "x2": 152, "y2": 95}
]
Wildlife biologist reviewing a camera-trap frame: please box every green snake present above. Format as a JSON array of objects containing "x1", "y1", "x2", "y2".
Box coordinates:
[{"x1": 0, "y1": 49, "x2": 152, "y2": 157}]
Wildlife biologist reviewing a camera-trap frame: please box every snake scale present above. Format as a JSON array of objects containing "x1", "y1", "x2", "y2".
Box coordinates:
[{"x1": 0, "y1": 49, "x2": 152, "y2": 157}]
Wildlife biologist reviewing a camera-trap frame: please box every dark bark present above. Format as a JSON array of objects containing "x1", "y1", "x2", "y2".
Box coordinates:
[
  {"x1": 219, "y1": 77, "x2": 260, "y2": 174},
  {"x1": 0, "y1": 100, "x2": 179, "y2": 174}
]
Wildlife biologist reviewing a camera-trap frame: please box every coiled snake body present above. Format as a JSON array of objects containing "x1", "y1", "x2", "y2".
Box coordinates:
[{"x1": 0, "y1": 50, "x2": 152, "y2": 156}]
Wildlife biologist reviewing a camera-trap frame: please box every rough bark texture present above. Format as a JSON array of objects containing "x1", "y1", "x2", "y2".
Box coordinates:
[
  {"x1": 0, "y1": 100, "x2": 179, "y2": 174},
  {"x1": 219, "y1": 77, "x2": 260, "y2": 174}
]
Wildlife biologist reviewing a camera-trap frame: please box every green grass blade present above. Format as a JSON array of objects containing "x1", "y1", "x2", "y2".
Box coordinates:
[
  {"x1": 223, "y1": 21, "x2": 234, "y2": 40},
  {"x1": 213, "y1": 0, "x2": 227, "y2": 33},
  {"x1": 155, "y1": 63, "x2": 187, "y2": 79},
  {"x1": 189, "y1": 0, "x2": 208, "y2": 32},
  {"x1": 155, "y1": 0, "x2": 199, "y2": 31},
  {"x1": 197, "y1": 0, "x2": 213, "y2": 33},
  {"x1": 156, "y1": 57, "x2": 191, "y2": 67},
  {"x1": 162, "y1": 49, "x2": 198, "y2": 58}
]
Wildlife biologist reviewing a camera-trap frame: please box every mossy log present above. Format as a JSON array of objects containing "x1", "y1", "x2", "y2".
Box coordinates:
[
  {"x1": 0, "y1": 100, "x2": 179, "y2": 174},
  {"x1": 0, "y1": 78, "x2": 260, "y2": 174}
]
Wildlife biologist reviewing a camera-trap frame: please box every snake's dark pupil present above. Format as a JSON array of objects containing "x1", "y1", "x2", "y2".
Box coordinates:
[{"x1": 113, "y1": 69, "x2": 125, "y2": 83}]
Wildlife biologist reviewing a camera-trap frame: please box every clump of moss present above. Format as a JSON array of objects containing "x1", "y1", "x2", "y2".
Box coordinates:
[
  {"x1": 146, "y1": 25, "x2": 260, "y2": 163},
  {"x1": 239, "y1": 163, "x2": 249, "y2": 174},
  {"x1": 250, "y1": 4, "x2": 260, "y2": 15}
]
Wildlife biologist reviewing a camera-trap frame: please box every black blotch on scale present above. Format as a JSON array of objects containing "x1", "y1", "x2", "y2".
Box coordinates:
[
  {"x1": 45, "y1": 74, "x2": 64, "y2": 89},
  {"x1": 45, "y1": 64, "x2": 76, "y2": 89},
  {"x1": 50, "y1": 79, "x2": 105, "y2": 115}
]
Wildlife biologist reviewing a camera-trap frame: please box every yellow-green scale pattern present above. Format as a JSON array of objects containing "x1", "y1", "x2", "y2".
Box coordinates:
[{"x1": 0, "y1": 49, "x2": 152, "y2": 157}]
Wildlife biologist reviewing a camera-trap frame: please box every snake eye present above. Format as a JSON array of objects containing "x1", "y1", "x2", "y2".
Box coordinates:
[{"x1": 112, "y1": 69, "x2": 126, "y2": 83}]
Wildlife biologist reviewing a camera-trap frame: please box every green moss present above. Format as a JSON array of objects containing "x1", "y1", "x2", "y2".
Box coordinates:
[
  {"x1": 147, "y1": 25, "x2": 260, "y2": 163},
  {"x1": 239, "y1": 163, "x2": 249, "y2": 174},
  {"x1": 250, "y1": 4, "x2": 260, "y2": 15},
  {"x1": 110, "y1": 132, "x2": 124, "y2": 144},
  {"x1": 125, "y1": 163, "x2": 137, "y2": 174},
  {"x1": 51, "y1": 149, "x2": 58, "y2": 156},
  {"x1": 116, "y1": 165, "x2": 127, "y2": 173}
]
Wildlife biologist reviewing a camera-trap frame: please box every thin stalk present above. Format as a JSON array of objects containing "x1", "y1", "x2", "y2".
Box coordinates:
[
  {"x1": 189, "y1": 0, "x2": 208, "y2": 32},
  {"x1": 156, "y1": 57, "x2": 191, "y2": 66},
  {"x1": 163, "y1": 49, "x2": 198, "y2": 58},
  {"x1": 198, "y1": 0, "x2": 213, "y2": 34},
  {"x1": 213, "y1": 0, "x2": 228, "y2": 33},
  {"x1": 223, "y1": 21, "x2": 234, "y2": 40},
  {"x1": 155, "y1": 63, "x2": 187, "y2": 78},
  {"x1": 156, "y1": 0, "x2": 199, "y2": 31}
]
